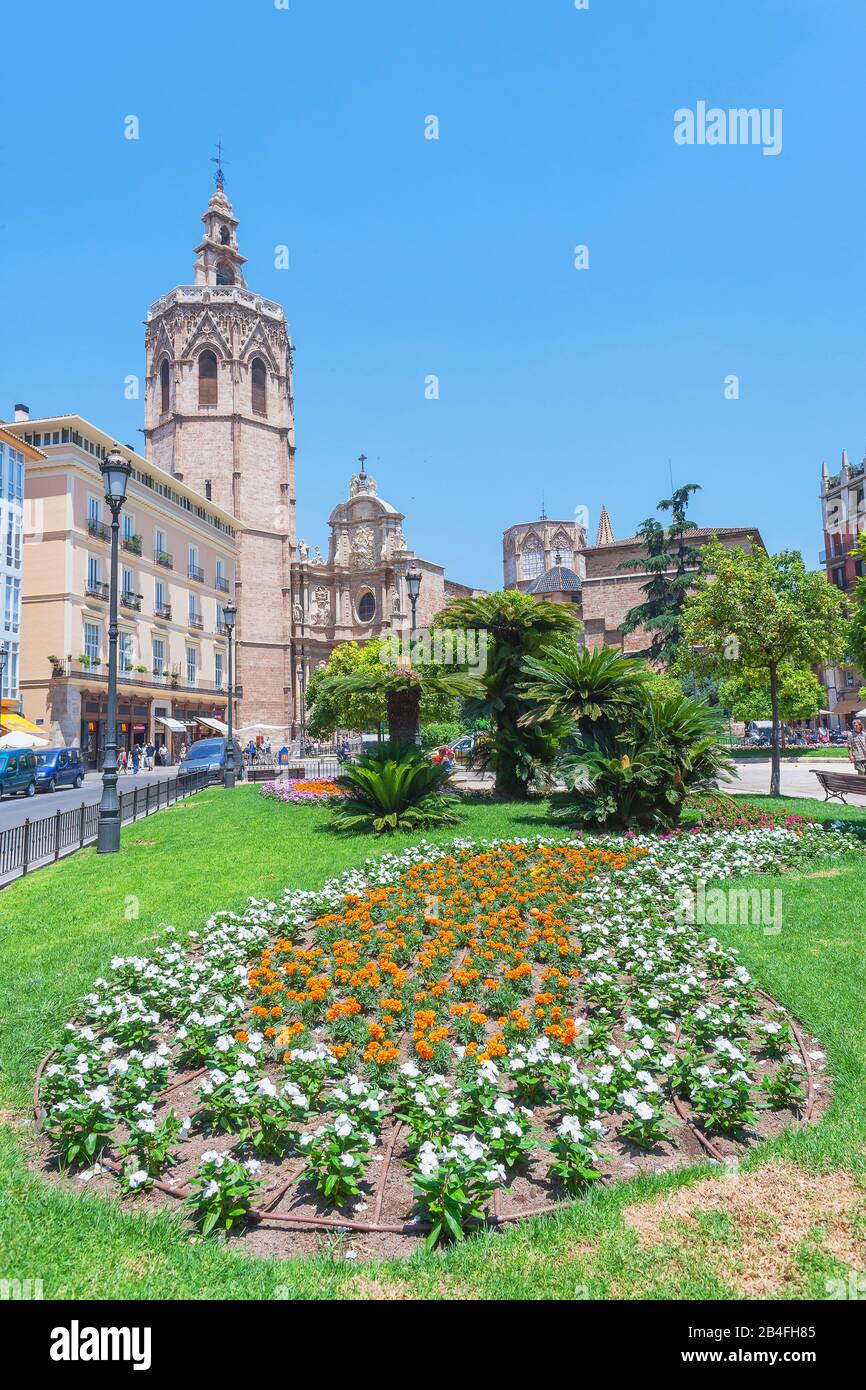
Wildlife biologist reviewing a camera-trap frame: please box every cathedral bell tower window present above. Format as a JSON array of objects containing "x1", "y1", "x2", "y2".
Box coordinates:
[
  {"x1": 215, "y1": 261, "x2": 235, "y2": 286},
  {"x1": 251, "y1": 357, "x2": 267, "y2": 416},
  {"x1": 198, "y1": 350, "x2": 218, "y2": 407}
]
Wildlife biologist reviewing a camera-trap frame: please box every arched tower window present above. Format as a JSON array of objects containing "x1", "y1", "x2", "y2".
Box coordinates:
[
  {"x1": 215, "y1": 261, "x2": 235, "y2": 286},
  {"x1": 198, "y1": 350, "x2": 218, "y2": 407},
  {"x1": 251, "y1": 358, "x2": 267, "y2": 415},
  {"x1": 521, "y1": 535, "x2": 544, "y2": 580},
  {"x1": 159, "y1": 359, "x2": 170, "y2": 414},
  {"x1": 219, "y1": 225, "x2": 231, "y2": 245}
]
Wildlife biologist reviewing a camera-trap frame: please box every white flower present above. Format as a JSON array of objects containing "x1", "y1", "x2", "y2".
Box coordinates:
[{"x1": 127, "y1": 1169, "x2": 149, "y2": 1189}]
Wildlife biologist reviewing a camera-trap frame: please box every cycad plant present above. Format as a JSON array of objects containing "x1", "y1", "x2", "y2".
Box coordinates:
[
  {"x1": 519, "y1": 644, "x2": 650, "y2": 736},
  {"x1": 432, "y1": 591, "x2": 580, "y2": 798},
  {"x1": 330, "y1": 744, "x2": 461, "y2": 834},
  {"x1": 553, "y1": 688, "x2": 733, "y2": 829},
  {"x1": 521, "y1": 646, "x2": 732, "y2": 828}
]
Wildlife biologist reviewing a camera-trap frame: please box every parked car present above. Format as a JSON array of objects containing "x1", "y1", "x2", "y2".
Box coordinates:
[
  {"x1": 34, "y1": 746, "x2": 85, "y2": 793},
  {"x1": 0, "y1": 749, "x2": 37, "y2": 798},
  {"x1": 451, "y1": 733, "x2": 478, "y2": 756},
  {"x1": 179, "y1": 736, "x2": 243, "y2": 782}
]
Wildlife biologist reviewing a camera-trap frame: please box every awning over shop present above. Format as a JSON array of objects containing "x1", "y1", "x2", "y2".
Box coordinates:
[
  {"x1": 0, "y1": 711, "x2": 45, "y2": 736},
  {"x1": 832, "y1": 693, "x2": 862, "y2": 715},
  {"x1": 155, "y1": 716, "x2": 187, "y2": 734},
  {"x1": 195, "y1": 717, "x2": 229, "y2": 735}
]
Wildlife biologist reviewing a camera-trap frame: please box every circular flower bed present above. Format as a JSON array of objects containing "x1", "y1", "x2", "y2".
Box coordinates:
[
  {"x1": 36, "y1": 825, "x2": 841, "y2": 1256},
  {"x1": 260, "y1": 778, "x2": 347, "y2": 804}
]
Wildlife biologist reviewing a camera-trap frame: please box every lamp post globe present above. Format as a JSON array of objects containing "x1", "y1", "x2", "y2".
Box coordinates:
[
  {"x1": 96, "y1": 448, "x2": 132, "y2": 854},
  {"x1": 223, "y1": 599, "x2": 237, "y2": 788}
]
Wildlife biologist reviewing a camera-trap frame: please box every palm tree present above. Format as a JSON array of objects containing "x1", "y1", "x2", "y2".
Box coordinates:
[
  {"x1": 519, "y1": 645, "x2": 650, "y2": 736},
  {"x1": 320, "y1": 665, "x2": 483, "y2": 748},
  {"x1": 433, "y1": 590, "x2": 580, "y2": 797}
]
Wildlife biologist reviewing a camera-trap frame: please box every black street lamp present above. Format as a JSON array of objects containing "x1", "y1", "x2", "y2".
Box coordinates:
[
  {"x1": 223, "y1": 599, "x2": 237, "y2": 788},
  {"x1": 405, "y1": 566, "x2": 423, "y2": 745},
  {"x1": 0, "y1": 642, "x2": 8, "y2": 701},
  {"x1": 406, "y1": 565, "x2": 422, "y2": 635},
  {"x1": 97, "y1": 447, "x2": 132, "y2": 854},
  {"x1": 297, "y1": 661, "x2": 306, "y2": 757}
]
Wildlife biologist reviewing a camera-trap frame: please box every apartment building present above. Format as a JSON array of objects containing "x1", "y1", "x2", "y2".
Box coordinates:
[
  {"x1": 0, "y1": 424, "x2": 40, "y2": 714},
  {"x1": 819, "y1": 452, "x2": 865, "y2": 726},
  {"x1": 3, "y1": 411, "x2": 238, "y2": 765}
]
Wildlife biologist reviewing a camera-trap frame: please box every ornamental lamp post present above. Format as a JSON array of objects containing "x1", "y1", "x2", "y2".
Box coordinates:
[
  {"x1": 297, "y1": 661, "x2": 307, "y2": 758},
  {"x1": 405, "y1": 566, "x2": 423, "y2": 745},
  {"x1": 223, "y1": 599, "x2": 237, "y2": 788},
  {"x1": 97, "y1": 447, "x2": 132, "y2": 853},
  {"x1": 0, "y1": 642, "x2": 8, "y2": 700},
  {"x1": 406, "y1": 565, "x2": 422, "y2": 635}
]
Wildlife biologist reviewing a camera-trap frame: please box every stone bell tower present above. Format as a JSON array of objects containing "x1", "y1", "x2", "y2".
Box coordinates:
[{"x1": 143, "y1": 159, "x2": 297, "y2": 732}]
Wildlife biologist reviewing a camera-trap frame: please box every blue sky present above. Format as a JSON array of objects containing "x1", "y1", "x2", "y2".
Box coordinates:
[{"x1": 2, "y1": 0, "x2": 864, "y2": 590}]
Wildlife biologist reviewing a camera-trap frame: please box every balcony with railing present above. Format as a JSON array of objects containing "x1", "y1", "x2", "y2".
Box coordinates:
[
  {"x1": 216, "y1": 619, "x2": 228, "y2": 635},
  {"x1": 48, "y1": 656, "x2": 228, "y2": 695},
  {"x1": 215, "y1": 574, "x2": 230, "y2": 593},
  {"x1": 85, "y1": 581, "x2": 110, "y2": 601},
  {"x1": 87, "y1": 517, "x2": 108, "y2": 541},
  {"x1": 188, "y1": 564, "x2": 205, "y2": 583},
  {"x1": 154, "y1": 550, "x2": 173, "y2": 569},
  {"x1": 121, "y1": 590, "x2": 143, "y2": 612},
  {"x1": 188, "y1": 610, "x2": 204, "y2": 630},
  {"x1": 154, "y1": 603, "x2": 173, "y2": 621},
  {"x1": 122, "y1": 534, "x2": 143, "y2": 556}
]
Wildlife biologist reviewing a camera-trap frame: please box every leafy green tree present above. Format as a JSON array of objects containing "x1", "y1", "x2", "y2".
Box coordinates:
[
  {"x1": 433, "y1": 591, "x2": 581, "y2": 797},
  {"x1": 679, "y1": 542, "x2": 846, "y2": 795},
  {"x1": 718, "y1": 666, "x2": 825, "y2": 726},
  {"x1": 619, "y1": 483, "x2": 703, "y2": 664},
  {"x1": 306, "y1": 640, "x2": 464, "y2": 742}
]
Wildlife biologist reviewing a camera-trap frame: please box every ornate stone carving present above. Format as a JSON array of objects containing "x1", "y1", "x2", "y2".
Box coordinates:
[{"x1": 349, "y1": 525, "x2": 375, "y2": 566}]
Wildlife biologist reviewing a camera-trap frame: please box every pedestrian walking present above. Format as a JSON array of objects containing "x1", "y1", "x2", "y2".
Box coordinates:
[{"x1": 847, "y1": 719, "x2": 866, "y2": 774}]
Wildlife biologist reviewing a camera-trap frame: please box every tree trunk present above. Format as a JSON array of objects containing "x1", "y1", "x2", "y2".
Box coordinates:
[
  {"x1": 386, "y1": 687, "x2": 421, "y2": 749},
  {"x1": 769, "y1": 662, "x2": 781, "y2": 798}
]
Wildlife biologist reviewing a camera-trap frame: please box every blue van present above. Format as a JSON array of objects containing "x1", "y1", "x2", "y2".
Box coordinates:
[
  {"x1": 34, "y1": 747, "x2": 85, "y2": 793},
  {"x1": 0, "y1": 749, "x2": 38, "y2": 798}
]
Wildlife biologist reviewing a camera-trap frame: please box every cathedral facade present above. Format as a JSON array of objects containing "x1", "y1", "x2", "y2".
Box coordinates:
[{"x1": 143, "y1": 176, "x2": 475, "y2": 734}]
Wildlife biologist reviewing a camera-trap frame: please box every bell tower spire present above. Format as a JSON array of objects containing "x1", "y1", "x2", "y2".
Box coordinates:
[{"x1": 193, "y1": 148, "x2": 247, "y2": 287}]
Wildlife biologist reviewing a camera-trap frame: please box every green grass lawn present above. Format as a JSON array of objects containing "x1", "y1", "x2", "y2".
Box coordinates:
[{"x1": 1, "y1": 786, "x2": 864, "y2": 1300}]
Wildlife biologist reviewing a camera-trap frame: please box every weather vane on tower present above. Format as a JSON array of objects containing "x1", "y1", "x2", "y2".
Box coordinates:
[{"x1": 211, "y1": 140, "x2": 228, "y2": 191}]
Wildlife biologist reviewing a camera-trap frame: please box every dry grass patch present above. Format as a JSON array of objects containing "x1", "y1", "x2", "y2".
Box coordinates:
[{"x1": 623, "y1": 1160, "x2": 866, "y2": 1296}]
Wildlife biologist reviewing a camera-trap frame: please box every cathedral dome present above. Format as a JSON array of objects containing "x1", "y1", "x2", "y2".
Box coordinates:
[{"x1": 529, "y1": 562, "x2": 582, "y2": 595}]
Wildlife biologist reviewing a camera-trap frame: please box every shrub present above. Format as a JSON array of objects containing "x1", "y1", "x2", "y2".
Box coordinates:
[
  {"x1": 329, "y1": 744, "x2": 462, "y2": 833},
  {"x1": 542, "y1": 652, "x2": 733, "y2": 829}
]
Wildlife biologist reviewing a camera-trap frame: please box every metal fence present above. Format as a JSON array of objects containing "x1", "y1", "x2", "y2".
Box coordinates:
[{"x1": 0, "y1": 768, "x2": 210, "y2": 885}]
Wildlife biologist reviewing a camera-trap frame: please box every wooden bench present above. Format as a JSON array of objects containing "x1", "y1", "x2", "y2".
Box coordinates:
[{"x1": 811, "y1": 769, "x2": 866, "y2": 803}]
